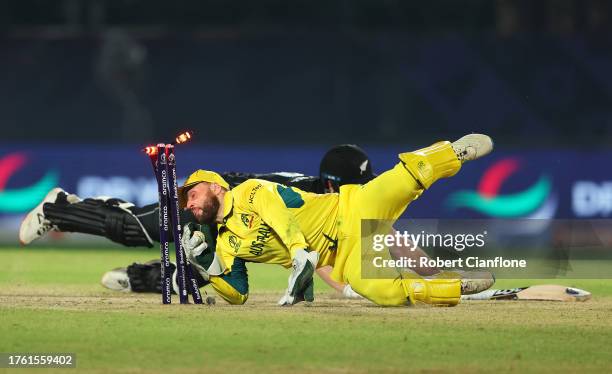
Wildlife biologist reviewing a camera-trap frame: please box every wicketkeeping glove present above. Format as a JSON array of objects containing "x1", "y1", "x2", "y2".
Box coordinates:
[
  {"x1": 278, "y1": 277, "x2": 314, "y2": 305},
  {"x1": 278, "y1": 249, "x2": 319, "y2": 306},
  {"x1": 181, "y1": 223, "x2": 211, "y2": 281}
]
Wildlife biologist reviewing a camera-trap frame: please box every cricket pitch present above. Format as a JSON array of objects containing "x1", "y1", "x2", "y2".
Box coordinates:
[{"x1": 2, "y1": 247, "x2": 612, "y2": 373}]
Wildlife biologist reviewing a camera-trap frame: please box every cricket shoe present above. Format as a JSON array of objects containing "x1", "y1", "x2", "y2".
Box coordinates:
[
  {"x1": 18, "y1": 187, "x2": 79, "y2": 245},
  {"x1": 101, "y1": 267, "x2": 131, "y2": 292},
  {"x1": 451, "y1": 134, "x2": 493, "y2": 163},
  {"x1": 278, "y1": 249, "x2": 319, "y2": 306},
  {"x1": 456, "y1": 269, "x2": 496, "y2": 295},
  {"x1": 430, "y1": 269, "x2": 495, "y2": 295}
]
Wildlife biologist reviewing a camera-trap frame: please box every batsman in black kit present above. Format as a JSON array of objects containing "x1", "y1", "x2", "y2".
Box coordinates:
[{"x1": 19, "y1": 145, "x2": 375, "y2": 297}]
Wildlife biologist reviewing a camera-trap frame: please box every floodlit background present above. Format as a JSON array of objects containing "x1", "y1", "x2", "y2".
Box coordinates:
[{"x1": 1, "y1": 3, "x2": 612, "y2": 372}]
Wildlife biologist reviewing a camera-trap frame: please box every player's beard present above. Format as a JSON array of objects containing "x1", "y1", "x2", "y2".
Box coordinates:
[{"x1": 196, "y1": 192, "x2": 220, "y2": 225}]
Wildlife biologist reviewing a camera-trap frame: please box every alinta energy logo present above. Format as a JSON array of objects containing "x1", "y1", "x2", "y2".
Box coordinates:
[
  {"x1": 446, "y1": 158, "x2": 558, "y2": 219},
  {"x1": 0, "y1": 152, "x2": 59, "y2": 213}
]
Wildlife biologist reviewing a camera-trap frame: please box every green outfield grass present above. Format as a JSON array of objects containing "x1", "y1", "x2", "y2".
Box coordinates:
[{"x1": 2, "y1": 246, "x2": 612, "y2": 373}]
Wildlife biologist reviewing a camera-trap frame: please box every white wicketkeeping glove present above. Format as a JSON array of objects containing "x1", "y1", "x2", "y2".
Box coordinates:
[
  {"x1": 181, "y1": 223, "x2": 210, "y2": 281},
  {"x1": 278, "y1": 249, "x2": 319, "y2": 306}
]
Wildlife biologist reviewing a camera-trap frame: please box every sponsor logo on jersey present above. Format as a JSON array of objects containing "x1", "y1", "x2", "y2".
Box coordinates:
[{"x1": 248, "y1": 184, "x2": 263, "y2": 204}]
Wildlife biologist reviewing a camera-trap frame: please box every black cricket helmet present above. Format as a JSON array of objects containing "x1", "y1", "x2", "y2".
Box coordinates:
[{"x1": 319, "y1": 144, "x2": 375, "y2": 192}]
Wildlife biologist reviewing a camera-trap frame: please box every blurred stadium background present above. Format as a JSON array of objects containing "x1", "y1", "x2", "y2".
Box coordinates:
[
  {"x1": 1, "y1": 0, "x2": 611, "y2": 243},
  {"x1": 2, "y1": 5, "x2": 612, "y2": 371}
]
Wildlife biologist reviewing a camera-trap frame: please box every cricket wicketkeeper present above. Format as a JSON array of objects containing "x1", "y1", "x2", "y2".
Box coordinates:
[
  {"x1": 19, "y1": 145, "x2": 381, "y2": 299},
  {"x1": 177, "y1": 134, "x2": 493, "y2": 306}
]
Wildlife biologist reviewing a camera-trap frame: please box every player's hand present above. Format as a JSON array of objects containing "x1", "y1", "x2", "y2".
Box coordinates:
[
  {"x1": 278, "y1": 277, "x2": 314, "y2": 306},
  {"x1": 127, "y1": 261, "x2": 172, "y2": 293},
  {"x1": 278, "y1": 249, "x2": 318, "y2": 306},
  {"x1": 181, "y1": 223, "x2": 210, "y2": 281},
  {"x1": 342, "y1": 284, "x2": 363, "y2": 299}
]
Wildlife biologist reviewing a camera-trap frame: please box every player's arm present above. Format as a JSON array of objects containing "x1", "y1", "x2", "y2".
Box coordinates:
[
  {"x1": 316, "y1": 266, "x2": 363, "y2": 299},
  {"x1": 316, "y1": 266, "x2": 344, "y2": 292},
  {"x1": 242, "y1": 180, "x2": 318, "y2": 305},
  {"x1": 208, "y1": 258, "x2": 249, "y2": 305},
  {"x1": 245, "y1": 180, "x2": 308, "y2": 258},
  {"x1": 182, "y1": 224, "x2": 249, "y2": 305}
]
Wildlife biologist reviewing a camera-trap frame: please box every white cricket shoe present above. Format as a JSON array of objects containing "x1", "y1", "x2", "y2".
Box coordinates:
[
  {"x1": 101, "y1": 268, "x2": 131, "y2": 291},
  {"x1": 18, "y1": 187, "x2": 64, "y2": 245},
  {"x1": 451, "y1": 134, "x2": 494, "y2": 163}
]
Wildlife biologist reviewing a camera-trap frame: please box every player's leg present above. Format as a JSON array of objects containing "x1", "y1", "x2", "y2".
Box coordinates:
[
  {"x1": 332, "y1": 135, "x2": 493, "y2": 305},
  {"x1": 355, "y1": 134, "x2": 492, "y2": 220},
  {"x1": 19, "y1": 188, "x2": 198, "y2": 246},
  {"x1": 19, "y1": 188, "x2": 154, "y2": 247},
  {"x1": 130, "y1": 203, "x2": 196, "y2": 242},
  {"x1": 341, "y1": 239, "x2": 460, "y2": 306},
  {"x1": 388, "y1": 238, "x2": 496, "y2": 294},
  {"x1": 346, "y1": 276, "x2": 460, "y2": 306},
  {"x1": 349, "y1": 141, "x2": 460, "y2": 221},
  {"x1": 19, "y1": 188, "x2": 78, "y2": 245},
  {"x1": 330, "y1": 208, "x2": 461, "y2": 306}
]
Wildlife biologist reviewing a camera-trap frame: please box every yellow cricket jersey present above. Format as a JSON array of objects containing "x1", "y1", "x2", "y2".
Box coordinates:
[
  {"x1": 215, "y1": 179, "x2": 339, "y2": 271},
  {"x1": 208, "y1": 141, "x2": 465, "y2": 306}
]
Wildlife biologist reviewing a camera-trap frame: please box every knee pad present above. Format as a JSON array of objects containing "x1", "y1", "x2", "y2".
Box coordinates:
[
  {"x1": 403, "y1": 278, "x2": 461, "y2": 307},
  {"x1": 398, "y1": 141, "x2": 461, "y2": 189}
]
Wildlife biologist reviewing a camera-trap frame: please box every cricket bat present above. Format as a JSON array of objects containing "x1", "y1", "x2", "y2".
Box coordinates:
[{"x1": 461, "y1": 285, "x2": 591, "y2": 302}]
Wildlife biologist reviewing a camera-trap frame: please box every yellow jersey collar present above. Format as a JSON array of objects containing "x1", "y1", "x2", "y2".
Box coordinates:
[{"x1": 221, "y1": 190, "x2": 234, "y2": 223}]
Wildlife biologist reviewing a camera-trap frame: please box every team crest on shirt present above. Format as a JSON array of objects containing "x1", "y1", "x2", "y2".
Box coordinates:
[
  {"x1": 240, "y1": 214, "x2": 254, "y2": 228},
  {"x1": 228, "y1": 235, "x2": 242, "y2": 252}
]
